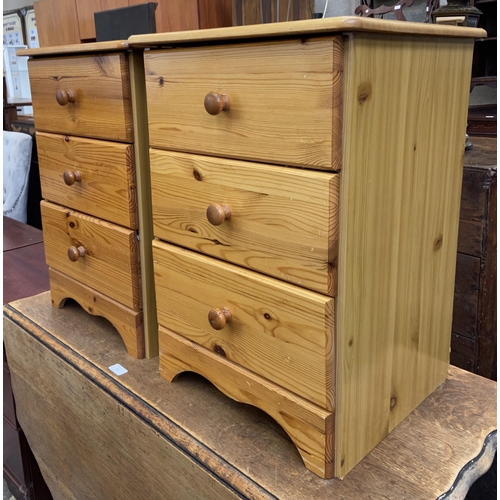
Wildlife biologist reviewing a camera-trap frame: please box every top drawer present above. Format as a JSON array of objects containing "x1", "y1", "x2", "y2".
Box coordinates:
[
  {"x1": 28, "y1": 53, "x2": 134, "y2": 142},
  {"x1": 144, "y1": 38, "x2": 343, "y2": 170}
]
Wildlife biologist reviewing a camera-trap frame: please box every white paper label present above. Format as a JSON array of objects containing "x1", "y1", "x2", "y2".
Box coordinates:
[{"x1": 109, "y1": 364, "x2": 128, "y2": 376}]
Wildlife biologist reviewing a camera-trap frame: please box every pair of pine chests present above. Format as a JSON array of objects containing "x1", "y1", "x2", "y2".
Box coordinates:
[{"x1": 19, "y1": 17, "x2": 483, "y2": 479}]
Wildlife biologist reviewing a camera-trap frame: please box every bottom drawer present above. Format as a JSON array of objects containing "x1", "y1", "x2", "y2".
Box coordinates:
[
  {"x1": 153, "y1": 239, "x2": 334, "y2": 411},
  {"x1": 41, "y1": 201, "x2": 141, "y2": 311},
  {"x1": 158, "y1": 325, "x2": 334, "y2": 479}
]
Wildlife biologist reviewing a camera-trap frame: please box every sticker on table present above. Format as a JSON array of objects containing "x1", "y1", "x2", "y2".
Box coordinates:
[{"x1": 109, "y1": 364, "x2": 128, "y2": 376}]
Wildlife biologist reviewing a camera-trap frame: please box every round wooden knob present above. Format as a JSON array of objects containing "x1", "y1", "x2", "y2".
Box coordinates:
[
  {"x1": 63, "y1": 170, "x2": 81, "y2": 186},
  {"x1": 68, "y1": 245, "x2": 86, "y2": 262},
  {"x1": 206, "y1": 204, "x2": 231, "y2": 226},
  {"x1": 208, "y1": 307, "x2": 232, "y2": 330},
  {"x1": 56, "y1": 90, "x2": 75, "y2": 106},
  {"x1": 204, "y1": 92, "x2": 230, "y2": 115}
]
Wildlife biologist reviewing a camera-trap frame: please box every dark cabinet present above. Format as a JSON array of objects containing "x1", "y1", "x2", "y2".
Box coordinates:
[{"x1": 451, "y1": 137, "x2": 496, "y2": 380}]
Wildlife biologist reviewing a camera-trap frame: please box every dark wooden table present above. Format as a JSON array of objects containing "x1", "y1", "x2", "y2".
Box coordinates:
[
  {"x1": 3, "y1": 291, "x2": 497, "y2": 500},
  {"x1": 3, "y1": 216, "x2": 52, "y2": 499}
]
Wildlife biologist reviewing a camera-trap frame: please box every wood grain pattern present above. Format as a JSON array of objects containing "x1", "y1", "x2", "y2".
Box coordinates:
[
  {"x1": 18, "y1": 40, "x2": 129, "y2": 57},
  {"x1": 128, "y1": 16, "x2": 484, "y2": 48},
  {"x1": 37, "y1": 132, "x2": 138, "y2": 229},
  {"x1": 452, "y1": 253, "x2": 480, "y2": 339},
  {"x1": 41, "y1": 201, "x2": 141, "y2": 311},
  {"x1": 198, "y1": 0, "x2": 233, "y2": 29},
  {"x1": 145, "y1": 38, "x2": 342, "y2": 170},
  {"x1": 335, "y1": 33, "x2": 475, "y2": 477},
  {"x1": 457, "y1": 167, "x2": 489, "y2": 257},
  {"x1": 28, "y1": 53, "x2": 133, "y2": 142},
  {"x1": 3, "y1": 293, "x2": 497, "y2": 499},
  {"x1": 159, "y1": 326, "x2": 334, "y2": 478},
  {"x1": 138, "y1": 0, "x2": 200, "y2": 33},
  {"x1": 150, "y1": 149, "x2": 339, "y2": 295},
  {"x1": 33, "y1": 0, "x2": 81, "y2": 47},
  {"x1": 75, "y1": 0, "x2": 101, "y2": 40},
  {"x1": 3, "y1": 314, "x2": 238, "y2": 500},
  {"x1": 153, "y1": 240, "x2": 335, "y2": 410},
  {"x1": 128, "y1": 49, "x2": 159, "y2": 359},
  {"x1": 49, "y1": 268, "x2": 144, "y2": 358}
]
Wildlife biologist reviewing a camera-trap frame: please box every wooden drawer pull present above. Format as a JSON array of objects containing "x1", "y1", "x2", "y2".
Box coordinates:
[
  {"x1": 206, "y1": 204, "x2": 231, "y2": 226},
  {"x1": 56, "y1": 90, "x2": 76, "y2": 106},
  {"x1": 63, "y1": 170, "x2": 81, "y2": 186},
  {"x1": 204, "y1": 92, "x2": 230, "y2": 115},
  {"x1": 67, "y1": 245, "x2": 86, "y2": 262},
  {"x1": 208, "y1": 307, "x2": 232, "y2": 330}
]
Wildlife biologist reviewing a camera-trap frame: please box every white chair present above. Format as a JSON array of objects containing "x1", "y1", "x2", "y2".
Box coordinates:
[{"x1": 3, "y1": 130, "x2": 33, "y2": 223}]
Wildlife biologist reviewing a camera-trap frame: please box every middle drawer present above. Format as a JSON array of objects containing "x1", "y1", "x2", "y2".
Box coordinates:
[
  {"x1": 151, "y1": 149, "x2": 339, "y2": 296},
  {"x1": 38, "y1": 132, "x2": 138, "y2": 229},
  {"x1": 153, "y1": 240, "x2": 335, "y2": 411}
]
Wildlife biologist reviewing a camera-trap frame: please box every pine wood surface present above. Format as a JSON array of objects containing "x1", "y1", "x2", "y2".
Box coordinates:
[
  {"x1": 144, "y1": 38, "x2": 342, "y2": 170},
  {"x1": 153, "y1": 240, "x2": 334, "y2": 410},
  {"x1": 18, "y1": 40, "x2": 129, "y2": 57},
  {"x1": 335, "y1": 34, "x2": 475, "y2": 477},
  {"x1": 37, "y1": 132, "x2": 138, "y2": 229},
  {"x1": 48, "y1": 268, "x2": 144, "y2": 358},
  {"x1": 128, "y1": 50, "x2": 159, "y2": 359},
  {"x1": 150, "y1": 149, "x2": 339, "y2": 295},
  {"x1": 128, "y1": 16, "x2": 484, "y2": 48},
  {"x1": 159, "y1": 326, "x2": 334, "y2": 478},
  {"x1": 41, "y1": 201, "x2": 141, "y2": 311},
  {"x1": 3, "y1": 292, "x2": 497, "y2": 499},
  {"x1": 28, "y1": 53, "x2": 133, "y2": 142}
]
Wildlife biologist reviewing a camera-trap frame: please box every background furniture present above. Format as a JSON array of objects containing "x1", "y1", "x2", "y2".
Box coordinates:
[
  {"x1": 3, "y1": 131, "x2": 33, "y2": 223},
  {"x1": 33, "y1": 0, "x2": 232, "y2": 46},
  {"x1": 451, "y1": 136, "x2": 496, "y2": 381},
  {"x1": 232, "y1": 0, "x2": 313, "y2": 25},
  {"x1": 3, "y1": 293, "x2": 497, "y2": 499},
  {"x1": 131, "y1": 17, "x2": 480, "y2": 478},
  {"x1": 3, "y1": 216, "x2": 52, "y2": 500},
  {"x1": 467, "y1": 0, "x2": 497, "y2": 138}
]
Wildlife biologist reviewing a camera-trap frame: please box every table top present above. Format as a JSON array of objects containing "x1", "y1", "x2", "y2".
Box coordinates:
[
  {"x1": 4, "y1": 216, "x2": 44, "y2": 252},
  {"x1": 3, "y1": 217, "x2": 49, "y2": 305},
  {"x1": 3, "y1": 292, "x2": 497, "y2": 500}
]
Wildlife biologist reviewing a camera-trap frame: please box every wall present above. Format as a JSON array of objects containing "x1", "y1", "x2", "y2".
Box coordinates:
[{"x1": 4, "y1": 0, "x2": 35, "y2": 12}]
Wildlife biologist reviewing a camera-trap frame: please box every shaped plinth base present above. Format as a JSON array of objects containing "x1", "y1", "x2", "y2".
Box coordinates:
[
  {"x1": 49, "y1": 268, "x2": 145, "y2": 359},
  {"x1": 158, "y1": 325, "x2": 335, "y2": 478}
]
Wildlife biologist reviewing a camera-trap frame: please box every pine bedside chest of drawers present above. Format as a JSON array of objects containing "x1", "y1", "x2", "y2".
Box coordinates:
[
  {"x1": 132, "y1": 17, "x2": 481, "y2": 479},
  {"x1": 18, "y1": 42, "x2": 157, "y2": 360}
]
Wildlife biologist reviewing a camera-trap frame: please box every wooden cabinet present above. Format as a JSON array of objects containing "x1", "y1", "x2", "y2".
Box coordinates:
[
  {"x1": 20, "y1": 41, "x2": 157, "y2": 360},
  {"x1": 451, "y1": 137, "x2": 497, "y2": 380},
  {"x1": 130, "y1": 18, "x2": 482, "y2": 478},
  {"x1": 34, "y1": 0, "x2": 232, "y2": 46}
]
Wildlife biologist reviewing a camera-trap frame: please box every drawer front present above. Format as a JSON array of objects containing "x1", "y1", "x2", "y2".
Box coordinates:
[
  {"x1": 38, "y1": 132, "x2": 138, "y2": 229},
  {"x1": 41, "y1": 201, "x2": 141, "y2": 311},
  {"x1": 153, "y1": 240, "x2": 334, "y2": 411},
  {"x1": 145, "y1": 38, "x2": 342, "y2": 170},
  {"x1": 151, "y1": 149, "x2": 339, "y2": 295},
  {"x1": 28, "y1": 53, "x2": 133, "y2": 142}
]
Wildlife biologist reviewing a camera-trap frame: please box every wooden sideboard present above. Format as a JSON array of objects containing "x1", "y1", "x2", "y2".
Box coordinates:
[{"x1": 452, "y1": 136, "x2": 497, "y2": 380}]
